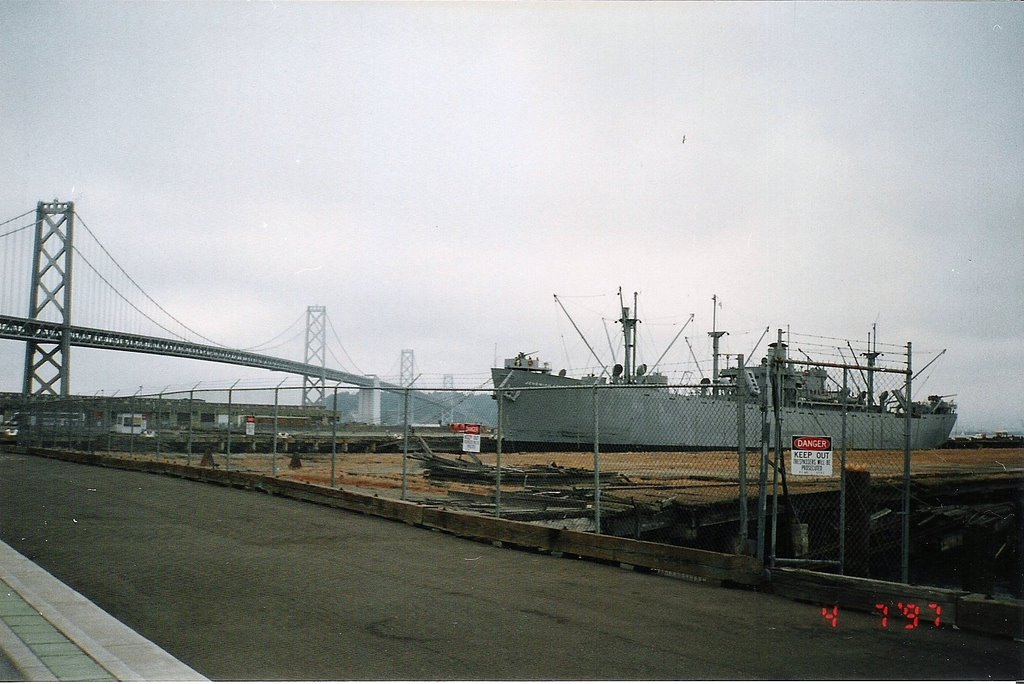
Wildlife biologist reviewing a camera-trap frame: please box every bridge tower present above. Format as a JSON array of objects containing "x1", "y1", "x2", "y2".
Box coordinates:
[
  {"x1": 302, "y1": 305, "x2": 327, "y2": 407},
  {"x1": 23, "y1": 201, "x2": 75, "y2": 397},
  {"x1": 400, "y1": 348, "x2": 415, "y2": 423}
]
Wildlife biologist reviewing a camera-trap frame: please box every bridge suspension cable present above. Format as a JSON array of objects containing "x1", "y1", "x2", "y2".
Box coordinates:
[
  {"x1": 326, "y1": 312, "x2": 364, "y2": 376},
  {"x1": 73, "y1": 212, "x2": 229, "y2": 346},
  {"x1": 240, "y1": 311, "x2": 306, "y2": 352}
]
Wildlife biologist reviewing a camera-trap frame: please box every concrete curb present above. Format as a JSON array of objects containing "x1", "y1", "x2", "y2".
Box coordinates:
[{"x1": 0, "y1": 540, "x2": 208, "y2": 681}]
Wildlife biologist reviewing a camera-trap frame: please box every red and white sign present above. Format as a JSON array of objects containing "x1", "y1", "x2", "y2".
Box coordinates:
[
  {"x1": 451, "y1": 423, "x2": 482, "y2": 452},
  {"x1": 450, "y1": 423, "x2": 480, "y2": 435},
  {"x1": 791, "y1": 434, "x2": 833, "y2": 476},
  {"x1": 245, "y1": 415, "x2": 256, "y2": 436}
]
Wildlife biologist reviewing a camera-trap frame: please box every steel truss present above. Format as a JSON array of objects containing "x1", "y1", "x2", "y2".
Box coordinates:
[{"x1": 23, "y1": 202, "x2": 75, "y2": 396}]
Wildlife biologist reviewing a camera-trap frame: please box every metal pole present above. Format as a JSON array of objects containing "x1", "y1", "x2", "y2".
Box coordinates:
[
  {"x1": 401, "y1": 389, "x2": 410, "y2": 500},
  {"x1": 593, "y1": 385, "x2": 601, "y2": 532},
  {"x1": 65, "y1": 397, "x2": 72, "y2": 450},
  {"x1": 186, "y1": 390, "x2": 194, "y2": 465},
  {"x1": 737, "y1": 354, "x2": 748, "y2": 546},
  {"x1": 839, "y1": 367, "x2": 849, "y2": 574},
  {"x1": 902, "y1": 342, "x2": 913, "y2": 584},
  {"x1": 129, "y1": 391, "x2": 137, "y2": 457},
  {"x1": 331, "y1": 383, "x2": 340, "y2": 489},
  {"x1": 756, "y1": 357, "x2": 770, "y2": 563},
  {"x1": 769, "y1": 331, "x2": 784, "y2": 567},
  {"x1": 156, "y1": 392, "x2": 163, "y2": 459},
  {"x1": 495, "y1": 388, "x2": 503, "y2": 518},
  {"x1": 226, "y1": 381, "x2": 237, "y2": 470},
  {"x1": 272, "y1": 385, "x2": 280, "y2": 477}
]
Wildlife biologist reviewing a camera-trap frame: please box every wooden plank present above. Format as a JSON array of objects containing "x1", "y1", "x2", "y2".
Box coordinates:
[
  {"x1": 770, "y1": 567, "x2": 962, "y2": 625},
  {"x1": 956, "y1": 593, "x2": 1024, "y2": 640}
]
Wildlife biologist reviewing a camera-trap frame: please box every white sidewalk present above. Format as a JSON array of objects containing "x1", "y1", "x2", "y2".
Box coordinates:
[{"x1": 0, "y1": 540, "x2": 206, "y2": 681}]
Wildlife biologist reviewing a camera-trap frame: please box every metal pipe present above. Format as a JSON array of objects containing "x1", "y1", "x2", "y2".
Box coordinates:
[
  {"x1": 332, "y1": 382, "x2": 340, "y2": 489},
  {"x1": 495, "y1": 389, "x2": 503, "y2": 519},
  {"x1": 272, "y1": 386, "x2": 279, "y2": 476},
  {"x1": 839, "y1": 368, "x2": 849, "y2": 574},
  {"x1": 401, "y1": 389, "x2": 410, "y2": 500},
  {"x1": 902, "y1": 342, "x2": 913, "y2": 583},
  {"x1": 756, "y1": 354, "x2": 770, "y2": 563},
  {"x1": 737, "y1": 354, "x2": 748, "y2": 545},
  {"x1": 593, "y1": 385, "x2": 601, "y2": 532}
]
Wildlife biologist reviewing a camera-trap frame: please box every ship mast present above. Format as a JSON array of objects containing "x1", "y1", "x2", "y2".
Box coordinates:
[
  {"x1": 617, "y1": 288, "x2": 639, "y2": 383},
  {"x1": 708, "y1": 294, "x2": 727, "y2": 396},
  {"x1": 863, "y1": 323, "x2": 881, "y2": 408}
]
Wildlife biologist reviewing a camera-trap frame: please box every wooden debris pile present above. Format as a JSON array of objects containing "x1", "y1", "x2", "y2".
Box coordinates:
[{"x1": 412, "y1": 449, "x2": 617, "y2": 486}]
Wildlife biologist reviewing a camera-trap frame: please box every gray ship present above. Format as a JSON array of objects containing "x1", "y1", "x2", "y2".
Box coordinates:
[{"x1": 492, "y1": 292, "x2": 957, "y2": 451}]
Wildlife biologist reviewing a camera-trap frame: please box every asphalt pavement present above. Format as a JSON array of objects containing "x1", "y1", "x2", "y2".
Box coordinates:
[{"x1": 1, "y1": 450, "x2": 1021, "y2": 680}]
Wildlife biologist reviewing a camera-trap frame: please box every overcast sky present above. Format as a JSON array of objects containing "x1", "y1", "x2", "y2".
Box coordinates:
[{"x1": 1, "y1": 1, "x2": 1021, "y2": 430}]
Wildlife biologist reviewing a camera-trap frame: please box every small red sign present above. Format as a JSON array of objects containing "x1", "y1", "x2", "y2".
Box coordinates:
[
  {"x1": 793, "y1": 435, "x2": 831, "y2": 450},
  {"x1": 246, "y1": 415, "x2": 256, "y2": 424},
  {"x1": 450, "y1": 423, "x2": 480, "y2": 435}
]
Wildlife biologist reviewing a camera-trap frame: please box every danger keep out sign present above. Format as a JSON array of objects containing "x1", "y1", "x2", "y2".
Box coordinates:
[
  {"x1": 451, "y1": 423, "x2": 482, "y2": 453},
  {"x1": 791, "y1": 435, "x2": 833, "y2": 476}
]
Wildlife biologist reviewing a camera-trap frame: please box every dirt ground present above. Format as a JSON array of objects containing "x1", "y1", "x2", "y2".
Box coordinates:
[{"x1": 104, "y1": 446, "x2": 1024, "y2": 507}]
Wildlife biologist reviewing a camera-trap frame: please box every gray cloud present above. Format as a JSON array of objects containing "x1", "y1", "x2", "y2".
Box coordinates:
[{"x1": 1, "y1": 1, "x2": 1021, "y2": 429}]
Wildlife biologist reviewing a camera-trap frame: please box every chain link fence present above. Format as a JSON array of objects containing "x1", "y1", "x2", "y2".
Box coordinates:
[{"x1": 4, "y1": 343, "x2": 1012, "y2": 595}]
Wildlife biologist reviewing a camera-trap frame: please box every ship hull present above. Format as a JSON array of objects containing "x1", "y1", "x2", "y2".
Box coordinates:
[{"x1": 492, "y1": 367, "x2": 957, "y2": 451}]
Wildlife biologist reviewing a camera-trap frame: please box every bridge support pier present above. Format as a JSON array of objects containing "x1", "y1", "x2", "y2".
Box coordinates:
[{"x1": 357, "y1": 377, "x2": 381, "y2": 425}]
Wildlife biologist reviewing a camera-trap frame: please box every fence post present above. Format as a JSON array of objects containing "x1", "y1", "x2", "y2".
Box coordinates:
[
  {"x1": 105, "y1": 397, "x2": 112, "y2": 453},
  {"x1": 156, "y1": 392, "x2": 163, "y2": 459},
  {"x1": 593, "y1": 385, "x2": 601, "y2": 533},
  {"x1": 839, "y1": 367, "x2": 849, "y2": 574},
  {"x1": 65, "y1": 397, "x2": 72, "y2": 450},
  {"x1": 129, "y1": 391, "x2": 137, "y2": 457},
  {"x1": 401, "y1": 389, "x2": 410, "y2": 500},
  {"x1": 769, "y1": 331, "x2": 785, "y2": 566},
  {"x1": 756, "y1": 357, "x2": 770, "y2": 563},
  {"x1": 902, "y1": 342, "x2": 913, "y2": 584},
  {"x1": 272, "y1": 383, "x2": 281, "y2": 477},
  {"x1": 332, "y1": 382, "x2": 340, "y2": 489},
  {"x1": 186, "y1": 387, "x2": 195, "y2": 465},
  {"x1": 495, "y1": 388, "x2": 503, "y2": 518},
  {"x1": 226, "y1": 382, "x2": 235, "y2": 470},
  {"x1": 737, "y1": 354, "x2": 748, "y2": 547}
]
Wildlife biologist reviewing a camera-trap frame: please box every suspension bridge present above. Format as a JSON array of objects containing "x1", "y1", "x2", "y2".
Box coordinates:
[{"x1": 0, "y1": 200, "x2": 403, "y2": 406}]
